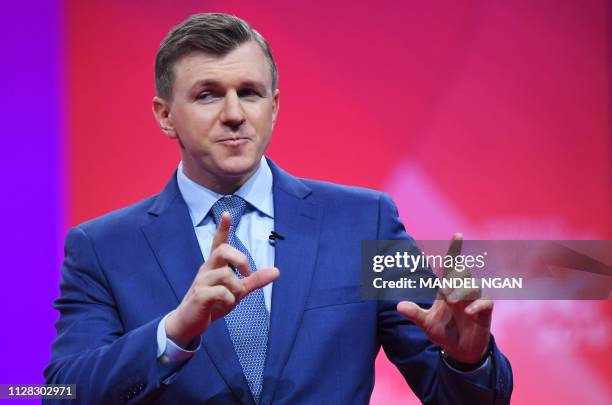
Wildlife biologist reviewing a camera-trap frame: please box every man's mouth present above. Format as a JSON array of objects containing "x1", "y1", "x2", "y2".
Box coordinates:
[{"x1": 216, "y1": 137, "x2": 249, "y2": 147}]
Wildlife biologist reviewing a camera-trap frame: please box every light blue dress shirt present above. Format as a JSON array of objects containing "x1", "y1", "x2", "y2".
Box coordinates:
[
  {"x1": 155, "y1": 157, "x2": 491, "y2": 384},
  {"x1": 156, "y1": 157, "x2": 275, "y2": 365}
]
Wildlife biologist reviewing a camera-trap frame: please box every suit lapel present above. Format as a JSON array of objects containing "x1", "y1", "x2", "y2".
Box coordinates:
[
  {"x1": 141, "y1": 172, "x2": 255, "y2": 405},
  {"x1": 141, "y1": 174, "x2": 202, "y2": 302},
  {"x1": 260, "y1": 160, "x2": 322, "y2": 404}
]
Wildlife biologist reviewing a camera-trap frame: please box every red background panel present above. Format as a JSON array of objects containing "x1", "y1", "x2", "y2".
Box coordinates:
[{"x1": 67, "y1": 1, "x2": 612, "y2": 403}]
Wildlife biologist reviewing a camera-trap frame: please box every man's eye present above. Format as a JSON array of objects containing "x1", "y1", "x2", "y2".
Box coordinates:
[
  {"x1": 196, "y1": 92, "x2": 216, "y2": 102},
  {"x1": 238, "y1": 89, "x2": 260, "y2": 98}
]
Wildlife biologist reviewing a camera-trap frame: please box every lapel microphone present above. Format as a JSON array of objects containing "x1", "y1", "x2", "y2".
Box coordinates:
[{"x1": 269, "y1": 231, "x2": 285, "y2": 241}]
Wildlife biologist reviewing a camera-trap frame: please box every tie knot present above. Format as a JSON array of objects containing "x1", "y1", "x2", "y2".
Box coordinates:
[{"x1": 210, "y1": 195, "x2": 247, "y2": 227}]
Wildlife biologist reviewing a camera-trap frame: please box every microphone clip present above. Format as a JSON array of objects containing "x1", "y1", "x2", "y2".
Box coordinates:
[{"x1": 269, "y1": 231, "x2": 285, "y2": 241}]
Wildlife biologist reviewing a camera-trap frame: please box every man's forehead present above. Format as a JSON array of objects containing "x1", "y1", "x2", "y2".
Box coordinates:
[{"x1": 173, "y1": 42, "x2": 271, "y2": 86}]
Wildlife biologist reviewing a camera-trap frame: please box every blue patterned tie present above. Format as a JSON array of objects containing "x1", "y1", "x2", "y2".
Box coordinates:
[{"x1": 210, "y1": 195, "x2": 269, "y2": 403}]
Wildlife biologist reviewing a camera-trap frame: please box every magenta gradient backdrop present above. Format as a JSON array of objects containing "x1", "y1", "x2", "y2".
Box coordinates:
[{"x1": 59, "y1": 1, "x2": 612, "y2": 404}]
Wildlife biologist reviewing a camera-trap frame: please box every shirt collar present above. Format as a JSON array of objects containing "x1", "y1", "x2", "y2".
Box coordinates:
[{"x1": 177, "y1": 156, "x2": 274, "y2": 226}]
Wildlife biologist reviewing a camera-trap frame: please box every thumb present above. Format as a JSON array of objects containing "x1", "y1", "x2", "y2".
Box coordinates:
[
  {"x1": 397, "y1": 301, "x2": 428, "y2": 328},
  {"x1": 241, "y1": 267, "x2": 280, "y2": 296}
]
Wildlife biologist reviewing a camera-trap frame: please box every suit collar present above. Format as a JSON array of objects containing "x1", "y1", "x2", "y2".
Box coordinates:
[
  {"x1": 177, "y1": 157, "x2": 274, "y2": 227},
  {"x1": 147, "y1": 170, "x2": 181, "y2": 217},
  {"x1": 265, "y1": 157, "x2": 312, "y2": 200},
  {"x1": 147, "y1": 157, "x2": 312, "y2": 218}
]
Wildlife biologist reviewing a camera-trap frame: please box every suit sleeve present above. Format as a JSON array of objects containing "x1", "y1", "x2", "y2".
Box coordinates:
[
  {"x1": 375, "y1": 193, "x2": 513, "y2": 405},
  {"x1": 44, "y1": 227, "x2": 179, "y2": 404}
]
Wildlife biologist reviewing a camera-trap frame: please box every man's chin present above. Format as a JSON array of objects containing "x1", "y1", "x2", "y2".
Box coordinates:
[{"x1": 216, "y1": 156, "x2": 261, "y2": 179}]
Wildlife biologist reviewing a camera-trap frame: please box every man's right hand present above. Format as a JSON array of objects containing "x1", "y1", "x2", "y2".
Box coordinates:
[{"x1": 165, "y1": 211, "x2": 280, "y2": 348}]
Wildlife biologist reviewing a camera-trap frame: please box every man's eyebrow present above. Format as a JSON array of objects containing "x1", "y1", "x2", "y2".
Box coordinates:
[
  {"x1": 189, "y1": 79, "x2": 268, "y2": 92},
  {"x1": 189, "y1": 79, "x2": 221, "y2": 90},
  {"x1": 240, "y1": 80, "x2": 272, "y2": 96},
  {"x1": 240, "y1": 80, "x2": 266, "y2": 90}
]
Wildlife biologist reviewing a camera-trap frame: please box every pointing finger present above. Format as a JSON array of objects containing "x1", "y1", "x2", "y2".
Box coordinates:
[
  {"x1": 443, "y1": 232, "x2": 463, "y2": 278},
  {"x1": 446, "y1": 232, "x2": 463, "y2": 258},
  {"x1": 210, "y1": 212, "x2": 231, "y2": 254}
]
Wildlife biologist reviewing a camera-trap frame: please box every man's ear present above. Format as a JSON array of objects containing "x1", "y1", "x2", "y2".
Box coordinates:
[
  {"x1": 152, "y1": 96, "x2": 176, "y2": 138},
  {"x1": 271, "y1": 88, "x2": 280, "y2": 126}
]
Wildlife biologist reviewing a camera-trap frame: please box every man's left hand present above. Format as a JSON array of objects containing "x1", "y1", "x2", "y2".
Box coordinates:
[{"x1": 397, "y1": 233, "x2": 493, "y2": 365}]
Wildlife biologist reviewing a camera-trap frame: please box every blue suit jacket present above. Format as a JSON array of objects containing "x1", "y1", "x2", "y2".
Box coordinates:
[{"x1": 45, "y1": 159, "x2": 513, "y2": 404}]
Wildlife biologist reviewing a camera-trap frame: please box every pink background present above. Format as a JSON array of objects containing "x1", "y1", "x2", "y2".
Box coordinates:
[{"x1": 64, "y1": 1, "x2": 611, "y2": 403}]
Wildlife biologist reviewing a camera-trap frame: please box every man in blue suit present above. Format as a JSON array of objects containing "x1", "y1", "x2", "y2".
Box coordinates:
[{"x1": 46, "y1": 13, "x2": 513, "y2": 404}]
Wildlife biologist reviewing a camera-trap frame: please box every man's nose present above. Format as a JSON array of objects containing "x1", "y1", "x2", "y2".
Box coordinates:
[{"x1": 220, "y1": 90, "x2": 246, "y2": 129}]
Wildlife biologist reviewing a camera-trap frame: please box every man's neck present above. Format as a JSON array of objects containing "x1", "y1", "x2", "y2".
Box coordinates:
[{"x1": 181, "y1": 163, "x2": 261, "y2": 196}]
